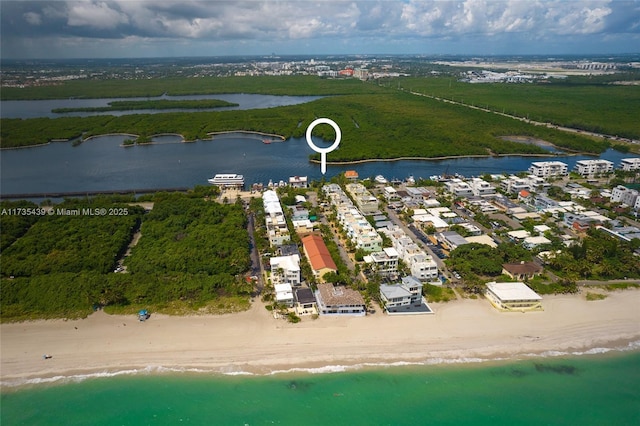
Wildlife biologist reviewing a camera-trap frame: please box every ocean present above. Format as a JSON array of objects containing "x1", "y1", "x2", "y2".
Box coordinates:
[{"x1": 2, "y1": 351, "x2": 639, "y2": 425}]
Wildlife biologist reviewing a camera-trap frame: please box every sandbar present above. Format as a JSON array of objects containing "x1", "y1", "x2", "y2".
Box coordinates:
[{"x1": 2, "y1": 289, "x2": 639, "y2": 386}]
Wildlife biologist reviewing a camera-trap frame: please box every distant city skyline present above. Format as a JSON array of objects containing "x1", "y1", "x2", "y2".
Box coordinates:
[{"x1": 1, "y1": 1, "x2": 639, "y2": 59}]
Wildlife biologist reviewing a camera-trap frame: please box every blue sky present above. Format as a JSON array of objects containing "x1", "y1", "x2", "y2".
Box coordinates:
[{"x1": 1, "y1": 1, "x2": 639, "y2": 59}]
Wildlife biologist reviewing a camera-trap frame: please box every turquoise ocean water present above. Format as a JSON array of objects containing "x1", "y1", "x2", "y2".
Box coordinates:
[{"x1": 2, "y1": 351, "x2": 639, "y2": 425}]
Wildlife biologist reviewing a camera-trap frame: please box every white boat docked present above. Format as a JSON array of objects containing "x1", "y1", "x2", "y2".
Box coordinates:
[
  {"x1": 207, "y1": 173, "x2": 245, "y2": 188},
  {"x1": 374, "y1": 175, "x2": 388, "y2": 184}
]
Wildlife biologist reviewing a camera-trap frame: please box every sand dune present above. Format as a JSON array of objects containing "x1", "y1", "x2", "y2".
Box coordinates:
[{"x1": 2, "y1": 289, "x2": 639, "y2": 385}]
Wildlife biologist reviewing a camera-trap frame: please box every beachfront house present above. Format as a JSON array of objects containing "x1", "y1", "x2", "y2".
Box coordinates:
[
  {"x1": 315, "y1": 283, "x2": 366, "y2": 316},
  {"x1": 485, "y1": 281, "x2": 542, "y2": 312},
  {"x1": 379, "y1": 276, "x2": 432, "y2": 315},
  {"x1": 294, "y1": 287, "x2": 318, "y2": 316},
  {"x1": 274, "y1": 283, "x2": 294, "y2": 308}
]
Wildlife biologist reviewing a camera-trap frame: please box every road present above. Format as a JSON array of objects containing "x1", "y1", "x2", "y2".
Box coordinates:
[
  {"x1": 384, "y1": 205, "x2": 451, "y2": 278},
  {"x1": 246, "y1": 211, "x2": 264, "y2": 295}
]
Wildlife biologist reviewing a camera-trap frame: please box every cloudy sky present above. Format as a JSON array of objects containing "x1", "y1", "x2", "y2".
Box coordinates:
[{"x1": 1, "y1": 1, "x2": 638, "y2": 59}]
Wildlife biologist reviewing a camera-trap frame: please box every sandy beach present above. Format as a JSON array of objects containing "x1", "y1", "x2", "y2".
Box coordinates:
[{"x1": 2, "y1": 289, "x2": 639, "y2": 385}]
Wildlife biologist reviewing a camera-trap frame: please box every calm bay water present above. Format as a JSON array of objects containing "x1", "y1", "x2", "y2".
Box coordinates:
[
  {"x1": 2, "y1": 351, "x2": 639, "y2": 425},
  {"x1": 0, "y1": 132, "x2": 632, "y2": 196},
  {"x1": 0, "y1": 93, "x2": 324, "y2": 119}
]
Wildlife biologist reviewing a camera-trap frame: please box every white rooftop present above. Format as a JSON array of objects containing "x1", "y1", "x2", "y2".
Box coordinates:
[
  {"x1": 508, "y1": 230, "x2": 531, "y2": 239},
  {"x1": 486, "y1": 282, "x2": 542, "y2": 301}
]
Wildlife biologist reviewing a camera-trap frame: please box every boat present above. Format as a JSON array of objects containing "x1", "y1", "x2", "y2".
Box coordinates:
[
  {"x1": 374, "y1": 175, "x2": 388, "y2": 184},
  {"x1": 263, "y1": 139, "x2": 271, "y2": 144},
  {"x1": 406, "y1": 175, "x2": 416, "y2": 185},
  {"x1": 207, "y1": 174, "x2": 245, "y2": 188}
]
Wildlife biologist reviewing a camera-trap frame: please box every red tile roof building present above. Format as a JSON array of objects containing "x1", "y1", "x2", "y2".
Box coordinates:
[{"x1": 301, "y1": 234, "x2": 338, "y2": 281}]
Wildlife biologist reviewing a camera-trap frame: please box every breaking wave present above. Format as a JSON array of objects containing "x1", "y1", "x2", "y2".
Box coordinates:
[{"x1": 3, "y1": 339, "x2": 639, "y2": 388}]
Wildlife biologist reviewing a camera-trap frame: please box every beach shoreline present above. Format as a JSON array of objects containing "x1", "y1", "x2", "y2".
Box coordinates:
[{"x1": 2, "y1": 289, "x2": 639, "y2": 388}]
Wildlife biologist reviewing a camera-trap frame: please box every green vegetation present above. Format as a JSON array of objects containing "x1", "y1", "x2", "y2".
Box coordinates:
[
  {"x1": 396, "y1": 76, "x2": 640, "y2": 140},
  {"x1": 51, "y1": 99, "x2": 239, "y2": 113},
  {"x1": 2, "y1": 91, "x2": 607, "y2": 159},
  {"x1": 447, "y1": 242, "x2": 532, "y2": 279},
  {"x1": 0, "y1": 200, "x2": 42, "y2": 251},
  {"x1": 0, "y1": 191, "x2": 253, "y2": 321},
  {"x1": 423, "y1": 283, "x2": 456, "y2": 303},
  {"x1": 585, "y1": 292, "x2": 608, "y2": 301},
  {"x1": 546, "y1": 230, "x2": 640, "y2": 280},
  {"x1": 125, "y1": 193, "x2": 250, "y2": 277},
  {"x1": 2, "y1": 75, "x2": 380, "y2": 100},
  {"x1": 1, "y1": 200, "x2": 143, "y2": 277},
  {"x1": 526, "y1": 278, "x2": 578, "y2": 295}
]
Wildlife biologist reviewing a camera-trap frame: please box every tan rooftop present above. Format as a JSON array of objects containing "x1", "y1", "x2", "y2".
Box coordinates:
[{"x1": 317, "y1": 283, "x2": 365, "y2": 306}]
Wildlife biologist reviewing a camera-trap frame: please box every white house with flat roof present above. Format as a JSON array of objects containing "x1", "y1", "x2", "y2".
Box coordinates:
[
  {"x1": 274, "y1": 283, "x2": 294, "y2": 307},
  {"x1": 270, "y1": 255, "x2": 301, "y2": 287},
  {"x1": 485, "y1": 282, "x2": 542, "y2": 312}
]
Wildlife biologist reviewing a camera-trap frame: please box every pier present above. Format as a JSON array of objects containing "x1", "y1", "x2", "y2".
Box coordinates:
[{"x1": 0, "y1": 187, "x2": 191, "y2": 200}]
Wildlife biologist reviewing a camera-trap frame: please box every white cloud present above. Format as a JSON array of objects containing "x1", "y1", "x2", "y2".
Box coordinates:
[
  {"x1": 67, "y1": 1, "x2": 129, "y2": 29},
  {"x1": 1, "y1": 0, "x2": 637, "y2": 58}
]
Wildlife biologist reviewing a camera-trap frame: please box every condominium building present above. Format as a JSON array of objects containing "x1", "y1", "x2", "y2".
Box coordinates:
[
  {"x1": 573, "y1": 160, "x2": 614, "y2": 177},
  {"x1": 469, "y1": 178, "x2": 496, "y2": 196},
  {"x1": 528, "y1": 161, "x2": 568, "y2": 178},
  {"x1": 611, "y1": 185, "x2": 640, "y2": 207},
  {"x1": 619, "y1": 158, "x2": 640, "y2": 172},
  {"x1": 325, "y1": 184, "x2": 383, "y2": 253},
  {"x1": 500, "y1": 175, "x2": 530, "y2": 194},
  {"x1": 381, "y1": 225, "x2": 439, "y2": 281},
  {"x1": 345, "y1": 183, "x2": 379, "y2": 214},
  {"x1": 363, "y1": 247, "x2": 399, "y2": 276},
  {"x1": 263, "y1": 190, "x2": 290, "y2": 246},
  {"x1": 444, "y1": 178, "x2": 474, "y2": 197}
]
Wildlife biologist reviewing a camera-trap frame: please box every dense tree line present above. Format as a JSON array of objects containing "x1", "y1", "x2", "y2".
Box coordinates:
[
  {"x1": 0, "y1": 191, "x2": 252, "y2": 321},
  {"x1": 0, "y1": 200, "x2": 42, "y2": 251},
  {"x1": 2, "y1": 85, "x2": 612, "y2": 159},
  {"x1": 1, "y1": 201, "x2": 143, "y2": 277},
  {"x1": 2, "y1": 75, "x2": 380, "y2": 100},
  {"x1": 125, "y1": 193, "x2": 250, "y2": 276},
  {"x1": 546, "y1": 230, "x2": 640, "y2": 280}
]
